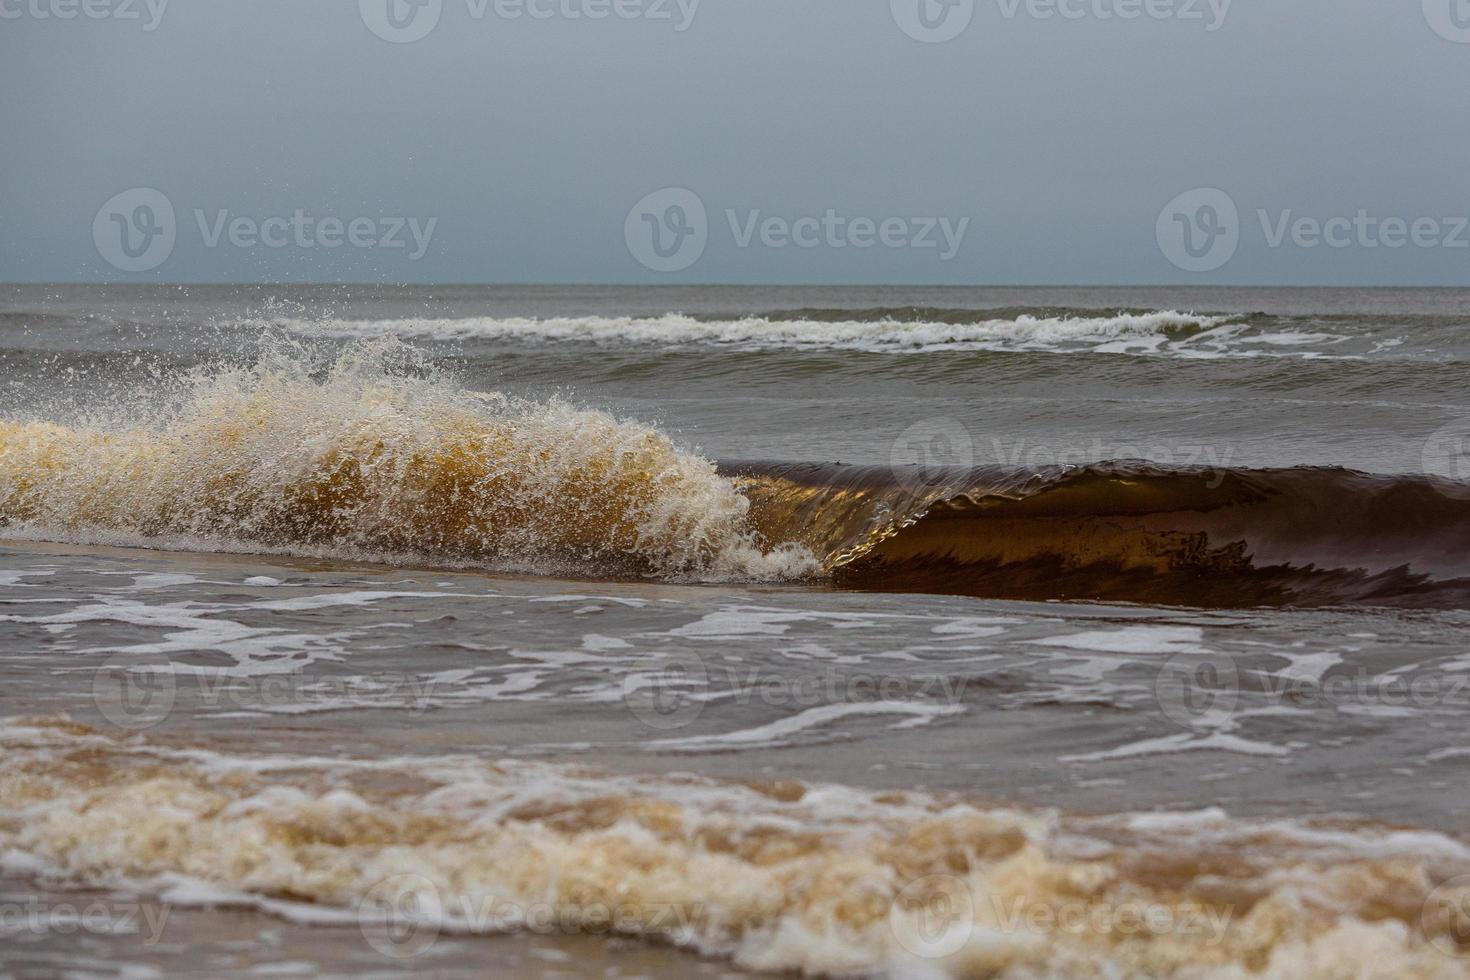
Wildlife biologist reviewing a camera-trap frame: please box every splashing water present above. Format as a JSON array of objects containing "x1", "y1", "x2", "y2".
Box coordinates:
[{"x1": 0, "y1": 336, "x2": 816, "y2": 581}]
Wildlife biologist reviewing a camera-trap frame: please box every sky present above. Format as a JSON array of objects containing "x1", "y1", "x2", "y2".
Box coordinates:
[{"x1": 2, "y1": 0, "x2": 1470, "y2": 285}]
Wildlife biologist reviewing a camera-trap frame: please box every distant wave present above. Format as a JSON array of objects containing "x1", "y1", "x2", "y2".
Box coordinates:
[{"x1": 277, "y1": 310, "x2": 1267, "y2": 355}]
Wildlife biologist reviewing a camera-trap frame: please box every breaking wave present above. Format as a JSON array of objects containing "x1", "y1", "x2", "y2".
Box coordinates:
[
  {"x1": 4, "y1": 336, "x2": 1469, "y2": 607},
  {"x1": 728, "y1": 461, "x2": 1470, "y2": 609},
  {"x1": 0, "y1": 337, "x2": 815, "y2": 582},
  {"x1": 279, "y1": 310, "x2": 1248, "y2": 355}
]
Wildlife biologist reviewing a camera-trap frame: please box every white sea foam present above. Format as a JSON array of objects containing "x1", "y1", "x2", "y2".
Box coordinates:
[
  {"x1": 644, "y1": 701, "x2": 965, "y2": 751},
  {"x1": 1026, "y1": 625, "x2": 1207, "y2": 655},
  {"x1": 0, "y1": 336, "x2": 818, "y2": 584},
  {"x1": 276, "y1": 311, "x2": 1247, "y2": 355},
  {"x1": 1060, "y1": 730, "x2": 1292, "y2": 762},
  {"x1": 1, "y1": 718, "x2": 1465, "y2": 980}
]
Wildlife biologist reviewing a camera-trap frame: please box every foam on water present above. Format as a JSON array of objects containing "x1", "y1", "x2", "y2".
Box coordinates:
[
  {"x1": 277, "y1": 311, "x2": 1251, "y2": 355},
  {"x1": 1, "y1": 718, "x2": 1465, "y2": 979}
]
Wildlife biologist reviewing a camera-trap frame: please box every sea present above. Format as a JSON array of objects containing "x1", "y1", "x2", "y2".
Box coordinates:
[{"x1": 1, "y1": 283, "x2": 1469, "y2": 979}]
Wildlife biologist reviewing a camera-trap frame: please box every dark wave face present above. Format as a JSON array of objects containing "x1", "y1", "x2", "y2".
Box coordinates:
[{"x1": 726, "y1": 461, "x2": 1470, "y2": 609}]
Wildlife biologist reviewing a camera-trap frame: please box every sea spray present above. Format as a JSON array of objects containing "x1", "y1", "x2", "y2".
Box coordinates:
[{"x1": 0, "y1": 334, "x2": 816, "y2": 581}]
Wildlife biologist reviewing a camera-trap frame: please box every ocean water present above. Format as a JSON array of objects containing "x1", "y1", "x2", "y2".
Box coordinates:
[{"x1": 2, "y1": 284, "x2": 1469, "y2": 979}]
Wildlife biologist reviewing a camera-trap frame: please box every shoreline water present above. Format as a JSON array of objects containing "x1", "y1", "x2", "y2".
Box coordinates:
[{"x1": 2, "y1": 286, "x2": 1468, "y2": 977}]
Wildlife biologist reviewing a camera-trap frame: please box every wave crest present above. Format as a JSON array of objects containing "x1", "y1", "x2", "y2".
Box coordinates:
[
  {"x1": 280, "y1": 310, "x2": 1242, "y2": 354},
  {"x1": 0, "y1": 337, "x2": 815, "y2": 581},
  {"x1": 728, "y1": 461, "x2": 1470, "y2": 608}
]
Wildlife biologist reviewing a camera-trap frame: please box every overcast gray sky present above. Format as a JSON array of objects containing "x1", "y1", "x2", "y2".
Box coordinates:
[{"x1": 3, "y1": 0, "x2": 1469, "y2": 285}]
